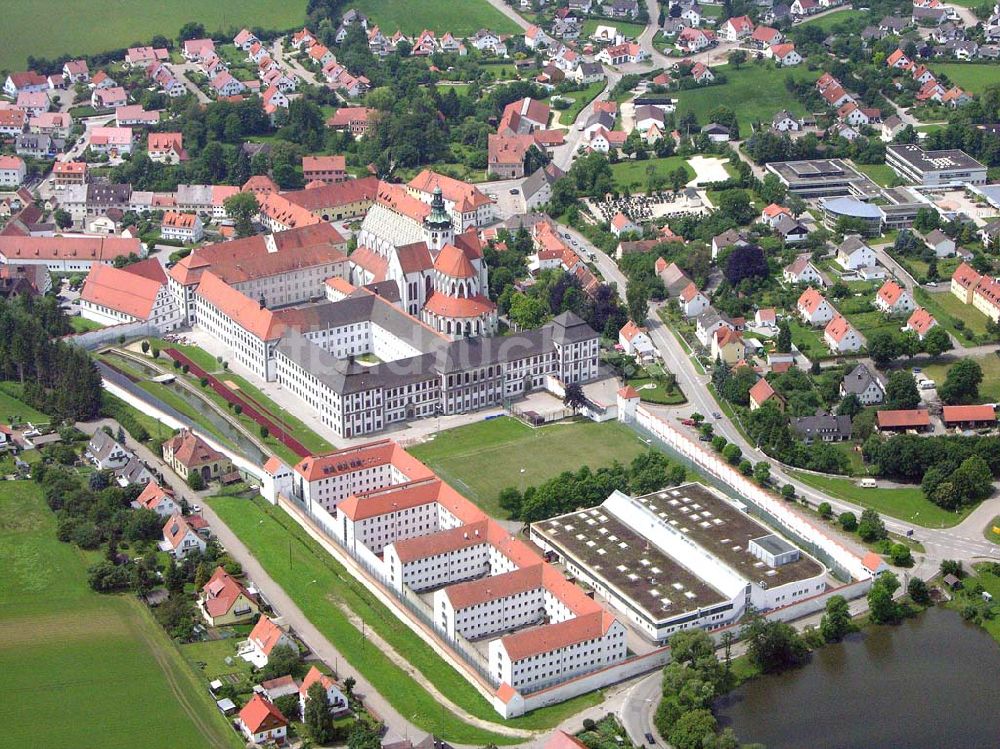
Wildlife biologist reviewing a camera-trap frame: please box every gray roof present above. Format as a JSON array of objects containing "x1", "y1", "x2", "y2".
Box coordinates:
[
  {"x1": 841, "y1": 363, "x2": 882, "y2": 395},
  {"x1": 839, "y1": 235, "x2": 872, "y2": 254},
  {"x1": 584, "y1": 111, "x2": 615, "y2": 130},
  {"x1": 117, "y1": 455, "x2": 153, "y2": 485},
  {"x1": 522, "y1": 166, "x2": 552, "y2": 201},
  {"x1": 87, "y1": 182, "x2": 132, "y2": 205},
  {"x1": 790, "y1": 413, "x2": 853, "y2": 440},
  {"x1": 550, "y1": 311, "x2": 598, "y2": 345},
  {"x1": 175, "y1": 183, "x2": 214, "y2": 206},
  {"x1": 774, "y1": 214, "x2": 807, "y2": 236},
  {"x1": 578, "y1": 62, "x2": 603, "y2": 76},
  {"x1": 925, "y1": 229, "x2": 950, "y2": 245},
  {"x1": 88, "y1": 429, "x2": 123, "y2": 462}
]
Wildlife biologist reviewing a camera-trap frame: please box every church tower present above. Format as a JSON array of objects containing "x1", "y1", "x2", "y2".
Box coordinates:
[{"x1": 422, "y1": 186, "x2": 453, "y2": 252}]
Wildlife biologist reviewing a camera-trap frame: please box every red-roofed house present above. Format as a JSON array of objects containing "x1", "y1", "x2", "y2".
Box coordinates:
[
  {"x1": 302, "y1": 154, "x2": 347, "y2": 184},
  {"x1": 200, "y1": 566, "x2": 259, "y2": 626},
  {"x1": 239, "y1": 615, "x2": 297, "y2": 668},
  {"x1": 161, "y1": 211, "x2": 203, "y2": 243},
  {"x1": 238, "y1": 694, "x2": 288, "y2": 745},
  {"x1": 131, "y1": 480, "x2": 181, "y2": 517},
  {"x1": 824, "y1": 315, "x2": 864, "y2": 353},
  {"x1": 942, "y1": 405, "x2": 996, "y2": 430},
  {"x1": 905, "y1": 308, "x2": 937, "y2": 339},
  {"x1": 768, "y1": 43, "x2": 802, "y2": 66},
  {"x1": 862, "y1": 551, "x2": 889, "y2": 576},
  {"x1": 0, "y1": 156, "x2": 26, "y2": 188},
  {"x1": 761, "y1": 203, "x2": 792, "y2": 227},
  {"x1": 162, "y1": 429, "x2": 232, "y2": 484},
  {"x1": 749, "y1": 378, "x2": 783, "y2": 411},
  {"x1": 797, "y1": 287, "x2": 835, "y2": 326},
  {"x1": 299, "y1": 666, "x2": 349, "y2": 717},
  {"x1": 720, "y1": 15, "x2": 755, "y2": 41},
  {"x1": 712, "y1": 326, "x2": 745, "y2": 364},
  {"x1": 619, "y1": 320, "x2": 655, "y2": 361},
  {"x1": 679, "y1": 282, "x2": 709, "y2": 318},
  {"x1": 147, "y1": 132, "x2": 188, "y2": 163},
  {"x1": 951, "y1": 261, "x2": 982, "y2": 304},
  {"x1": 160, "y1": 513, "x2": 208, "y2": 558},
  {"x1": 874, "y1": 279, "x2": 915, "y2": 316},
  {"x1": 609, "y1": 212, "x2": 639, "y2": 237}
]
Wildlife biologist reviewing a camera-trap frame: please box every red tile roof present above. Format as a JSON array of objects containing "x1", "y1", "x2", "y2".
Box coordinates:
[
  {"x1": 164, "y1": 428, "x2": 226, "y2": 468},
  {"x1": 239, "y1": 694, "x2": 287, "y2": 734},
  {"x1": 423, "y1": 293, "x2": 496, "y2": 319},
  {"x1": 824, "y1": 315, "x2": 855, "y2": 343},
  {"x1": 749, "y1": 378, "x2": 777, "y2": 406},
  {"x1": 876, "y1": 279, "x2": 907, "y2": 306},
  {"x1": 195, "y1": 271, "x2": 281, "y2": 339},
  {"x1": 500, "y1": 611, "x2": 617, "y2": 661},
  {"x1": 293, "y1": 439, "x2": 433, "y2": 483},
  {"x1": 248, "y1": 615, "x2": 289, "y2": 656},
  {"x1": 952, "y1": 261, "x2": 981, "y2": 290},
  {"x1": 80, "y1": 263, "x2": 164, "y2": 319},
  {"x1": 202, "y1": 565, "x2": 256, "y2": 619},
  {"x1": 942, "y1": 405, "x2": 996, "y2": 424},
  {"x1": 906, "y1": 307, "x2": 936, "y2": 336},
  {"x1": 797, "y1": 286, "x2": 827, "y2": 315},
  {"x1": 0, "y1": 235, "x2": 140, "y2": 262},
  {"x1": 136, "y1": 480, "x2": 174, "y2": 511},
  {"x1": 876, "y1": 409, "x2": 931, "y2": 429},
  {"x1": 299, "y1": 666, "x2": 335, "y2": 697}
]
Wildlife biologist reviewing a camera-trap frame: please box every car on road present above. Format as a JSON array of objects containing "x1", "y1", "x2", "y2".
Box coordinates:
[
  {"x1": 681, "y1": 418, "x2": 695, "y2": 426},
  {"x1": 509, "y1": 188, "x2": 519, "y2": 195},
  {"x1": 712, "y1": 412, "x2": 721, "y2": 419},
  {"x1": 698, "y1": 434, "x2": 711, "y2": 442},
  {"x1": 645, "y1": 733, "x2": 656, "y2": 745},
  {"x1": 925, "y1": 281, "x2": 937, "y2": 287},
  {"x1": 191, "y1": 504, "x2": 202, "y2": 512}
]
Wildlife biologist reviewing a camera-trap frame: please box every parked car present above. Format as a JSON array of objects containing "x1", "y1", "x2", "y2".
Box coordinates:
[
  {"x1": 681, "y1": 418, "x2": 695, "y2": 426},
  {"x1": 645, "y1": 733, "x2": 656, "y2": 745},
  {"x1": 712, "y1": 412, "x2": 721, "y2": 419}
]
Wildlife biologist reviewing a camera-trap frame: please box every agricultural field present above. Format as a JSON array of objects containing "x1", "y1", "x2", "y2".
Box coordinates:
[
  {"x1": 351, "y1": 0, "x2": 520, "y2": 36},
  {"x1": 207, "y1": 496, "x2": 602, "y2": 742},
  {"x1": 923, "y1": 353, "x2": 1000, "y2": 403},
  {"x1": 611, "y1": 155, "x2": 695, "y2": 191},
  {"x1": 790, "y1": 470, "x2": 971, "y2": 528},
  {"x1": 409, "y1": 416, "x2": 650, "y2": 517},
  {"x1": 674, "y1": 64, "x2": 821, "y2": 132},
  {"x1": 930, "y1": 64, "x2": 1000, "y2": 95},
  {"x1": 0, "y1": 483, "x2": 239, "y2": 748},
  {"x1": 1, "y1": 0, "x2": 308, "y2": 70}
]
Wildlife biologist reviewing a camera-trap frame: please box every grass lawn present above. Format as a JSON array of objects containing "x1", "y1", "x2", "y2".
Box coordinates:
[
  {"x1": 611, "y1": 156, "x2": 694, "y2": 191},
  {"x1": 557, "y1": 81, "x2": 607, "y2": 124},
  {"x1": 914, "y1": 288, "x2": 991, "y2": 338},
  {"x1": 844, "y1": 309, "x2": 900, "y2": 340},
  {"x1": 581, "y1": 19, "x2": 647, "y2": 38},
  {"x1": 182, "y1": 638, "x2": 255, "y2": 696},
  {"x1": 208, "y1": 496, "x2": 602, "y2": 741},
  {"x1": 0, "y1": 482, "x2": 239, "y2": 748},
  {"x1": 69, "y1": 316, "x2": 105, "y2": 333},
  {"x1": 146, "y1": 338, "x2": 223, "y2": 374},
  {"x1": 0, "y1": 382, "x2": 51, "y2": 425},
  {"x1": 856, "y1": 163, "x2": 900, "y2": 187},
  {"x1": 351, "y1": 0, "x2": 520, "y2": 36},
  {"x1": 674, "y1": 64, "x2": 820, "y2": 132},
  {"x1": 439, "y1": 82, "x2": 471, "y2": 96},
  {"x1": 946, "y1": 563, "x2": 1000, "y2": 644},
  {"x1": 628, "y1": 376, "x2": 687, "y2": 405},
  {"x1": 799, "y1": 7, "x2": 860, "y2": 29},
  {"x1": 932, "y1": 64, "x2": 1000, "y2": 94},
  {"x1": 789, "y1": 470, "x2": 971, "y2": 528},
  {"x1": 409, "y1": 417, "x2": 649, "y2": 517},
  {"x1": 787, "y1": 319, "x2": 832, "y2": 361},
  {"x1": 1, "y1": 1, "x2": 308, "y2": 70},
  {"x1": 924, "y1": 353, "x2": 1000, "y2": 403}
]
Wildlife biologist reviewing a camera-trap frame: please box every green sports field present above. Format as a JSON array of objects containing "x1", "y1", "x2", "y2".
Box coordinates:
[
  {"x1": 351, "y1": 0, "x2": 521, "y2": 36},
  {"x1": 408, "y1": 417, "x2": 650, "y2": 517},
  {"x1": 674, "y1": 64, "x2": 821, "y2": 132},
  {"x1": 0, "y1": 483, "x2": 239, "y2": 749},
  {"x1": 1, "y1": 1, "x2": 308, "y2": 70}
]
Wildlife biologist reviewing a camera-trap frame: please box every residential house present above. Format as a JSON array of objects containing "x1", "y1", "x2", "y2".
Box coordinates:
[
  {"x1": 783, "y1": 256, "x2": 824, "y2": 286},
  {"x1": 840, "y1": 363, "x2": 884, "y2": 405},
  {"x1": 791, "y1": 413, "x2": 853, "y2": 442},
  {"x1": 4, "y1": 71, "x2": 49, "y2": 96},
  {"x1": 240, "y1": 615, "x2": 297, "y2": 668},
  {"x1": 676, "y1": 28, "x2": 714, "y2": 53},
  {"x1": 62, "y1": 60, "x2": 89, "y2": 83},
  {"x1": 147, "y1": 132, "x2": 188, "y2": 163},
  {"x1": 951, "y1": 261, "x2": 982, "y2": 304},
  {"x1": 711, "y1": 229, "x2": 747, "y2": 260},
  {"x1": 689, "y1": 61, "x2": 715, "y2": 83},
  {"x1": 751, "y1": 26, "x2": 783, "y2": 48},
  {"x1": 132, "y1": 480, "x2": 182, "y2": 518},
  {"x1": 656, "y1": 258, "x2": 692, "y2": 297},
  {"x1": 905, "y1": 307, "x2": 938, "y2": 339},
  {"x1": 0, "y1": 109, "x2": 27, "y2": 137},
  {"x1": 761, "y1": 203, "x2": 792, "y2": 228},
  {"x1": 17, "y1": 91, "x2": 51, "y2": 118},
  {"x1": 88, "y1": 126, "x2": 133, "y2": 155},
  {"x1": 712, "y1": 326, "x2": 745, "y2": 364},
  {"x1": 874, "y1": 279, "x2": 915, "y2": 316},
  {"x1": 774, "y1": 215, "x2": 809, "y2": 243},
  {"x1": 619, "y1": 320, "x2": 656, "y2": 362},
  {"x1": 836, "y1": 235, "x2": 876, "y2": 270},
  {"x1": 695, "y1": 309, "x2": 734, "y2": 347},
  {"x1": 161, "y1": 212, "x2": 204, "y2": 243},
  {"x1": 303, "y1": 155, "x2": 347, "y2": 185},
  {"x1": 210, "y1": 72, "x2": 245, "y2": 98},
  {"x1": 117, "y1": 456, "x2": 155, "y2": 488},
  {"x1": 596, "y1": 43, "x2": 647, "y2": 65},
  {"x1": 798, "y1": 286, "x2": 835, "y2": 326},
  {"x1": 299, "y1": 667, "x2": 349, "y2": 718},
  {"x1": 238, "y1": 695, "x2": 288, "y2": 746},
  {"x1": 824, "y1": 314, "x2": 864, "y2": 353},
  {"x1": 924, "y1": 229, "x2": 955, "y2": 257},
  {"x1": 160, "y1": 513, "x2": 209, "y2": 558},
  {"x1": 0, "y1": 157, "x2": 26, "y2": 188},
  {"x1": 679, "y1": 282, "x2": 710, "y2": 318},
  {"x1": 200, "y1": 566, "x2": 259, "y2": 626},
  {"x1": 162, "y1": 429, "x2": 233, "y2": 485},
  {"x1": 755, "y1": 308, "x2": 777, "y2": 328},
  {"x1": 749, "y1": 378, "x2": 782, "y2": 411},
  {"x1": 572, "y1": 62, "x2": 605, "y2": 85},
  {"x1": 87, "y1": 429, "x2": 130, "y2": 469},
  {"x1": 719, "y1": 16, "x2": 755, "y2": 42},
  {"x1": 880, "y1": 115, "x2": 905, "y2": 142},
  {"x1": 701, "y1": 123, "x2": 730, "y2": 142},
  {"x1": 30, "y1": 112, "x2": 72, "y2": 138},
  {"x1": 234, "y1": 28, "x2": 260, "y2": 51},
  {"x1": 52, "y1": 161, "x2": 87, "y2": 190}
]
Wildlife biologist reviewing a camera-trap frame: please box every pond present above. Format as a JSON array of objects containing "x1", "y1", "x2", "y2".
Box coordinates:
[{"x1": 715, "y1": 607, "x2": 1000, "y2": 749}]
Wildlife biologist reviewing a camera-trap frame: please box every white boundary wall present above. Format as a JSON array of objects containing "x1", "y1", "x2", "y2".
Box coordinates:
[{"x1": 626, "y1": 404, "x2": 871, "y2": 581}]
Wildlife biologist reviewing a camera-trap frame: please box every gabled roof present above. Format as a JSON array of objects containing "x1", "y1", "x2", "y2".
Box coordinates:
[
  {"x1": 824, "y1": 314, "x2": 856, "y2": 342},
  {"x1": 876, "y1": 409, "x2": 930, "y2": 428},
  {"x1": 81, "y1": 263, "x2": 164, "y2": 320},
  {"x1": 164, "y1": 429, "x2": 226, "y2": 468},
  {"x1": 876, "y1": 279, "x2": 907, "y2": 306},
  {"x1": 942, "y1": 405, "x2": 996, "y2": 423},
  {"x1": 300, "y1": 666, "x2": 336, "y2": 697},
  {"x1": 162, "y1": 513, "x2": 206, "y2": 551},
  {"x1": 248, "y1": 615, "x2": 289, "y2": 656},
  {"x1": 797, "y1": 286, "x2": 828, "y2": 314},
  {"x1": 202, "y1": 566, "x2": 256, "y2": 618},
  {"x1": 906, "y1": 307, "x2": 936, "y2": 336},
  {"x1": 136, "y1": 480, "x2": 174, "y2": 511},
  {"x1": 239, "y1": 694, "x2": 287, "y2": 734},
  {"x1": 749, "y1": 377, "x2": 777, "y2": 406}
]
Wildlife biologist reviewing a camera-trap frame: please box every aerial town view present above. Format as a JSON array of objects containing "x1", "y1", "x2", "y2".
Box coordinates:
[{"x1": 2, "y1": 0, "x2": 1000, "y2": 746}]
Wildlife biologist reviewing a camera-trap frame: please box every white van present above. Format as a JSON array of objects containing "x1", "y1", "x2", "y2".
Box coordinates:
[
  {"x1": 920, "y1": 379, "x2": 936, "y2": 390},
  {"x1": 859, "y1": 478, "x2": 877, "y2": 488}
]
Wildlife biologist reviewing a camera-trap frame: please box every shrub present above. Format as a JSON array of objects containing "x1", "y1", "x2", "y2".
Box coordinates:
[
  {"x1": 817, "y1": 501, "x2": 832, "y2": 519},
  {"x1": 839, "y1": 512, "x2": 858, "y2": 532}
]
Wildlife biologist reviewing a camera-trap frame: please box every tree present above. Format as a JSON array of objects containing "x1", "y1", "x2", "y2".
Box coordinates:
[
  {"x1": 866, "y1": 331, "x2": 900, "y2": 368},
  {"x1": 884, "y1": 371, "x2": 920, "y2": 410},
  {"x1": 781, "y1": 483, "x2": 795, "y2": 500},
  {"x1": 627, "y1": 284, "x2": 650, "y2": 325},
  {"x1": 940, "y1": 559, "x2": 964, "y2": 578},
  {"x1": 838, "y1": 511, "x2": 858, "y2": 532},
  {"x1": 54, "y1": 209, "x2": 73, "y2": 229},
  {"x1": 724, "y1": 244, "x2": 768, "y2": 285},
  {"x1": 945, "y1": 454, "x2": 993, "y2": 507},
  {"x1": 304, "y1": 681, "x2": 335, "y2": 744},
  {"x1": 668, "y1": 709, "x2": 718, "y2": 749},
  {"x1": 194, "y1": 562, "x2": 210, "y2": 591},
  {"x1": 857, "y1": 508, "x2": 887, "y2": 542},
  {"x1": 867, "y1": 571, "x2": 902, "y2": 624},
  {"x1": 727, "y1": 49, "x2": 747, "y2": 69},
  {"x1": 260, "y1": 644, "x2": 301, "y2": 681},
  {"x1": 722, "y1": 443, "x2": 742, "y2": 465},
  {"x1": 187, "y1": 471, "x2": 205, "y2": 491},
  {"x1": 837, "y1": 393, "x2": 862, "y2": 418},
  {"x1": 753, "y1": 461, "x2": 770, "y2": 485},
  {"x1": 260, "y1": 425, "x2": 269, "y2": 439},
  {"x1": 817, "y1": 501, "x2": 832, "y2": 519},
  {"x1": 717, "y1": 190, "x2": 755, "y2": 225},
  {"x1": 178, "y1": 21, "x2": 206, "y2": 41},
  {"x1": 922, "y1": 326, "x2": 951, "y2": 357},
  {"x1": 939, "y1": 359, "x2": 983, "y2": 404},
  {"x1": 908, "y1": 577, "x2": 931, "y2": 605},
  {"x1": 776, "y1": 320, "x2": 792, "y2": 354},
  {"x1": 348, "y1": 721, "x2": 382, "y2": 749},
  {"x1": 223, "y1": 192, "x2": 260, "y2": 238},
  {"x1": 742, "y1": 611, "x2": 808, "y2": 672},
  {"x1": 889, "y1": 543, "x2": 913, "y2": 567},
  {"x1": 820, "y1": 595, "x2": 853, "y2": 642},
  {"x1": 563, "y1": 383, "x2": 586, "y2": 413}
]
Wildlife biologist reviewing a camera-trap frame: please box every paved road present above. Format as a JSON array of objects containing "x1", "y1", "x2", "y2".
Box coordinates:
[{"x1": 482, "y1": 0, "x2": 531, "y2": 31}]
